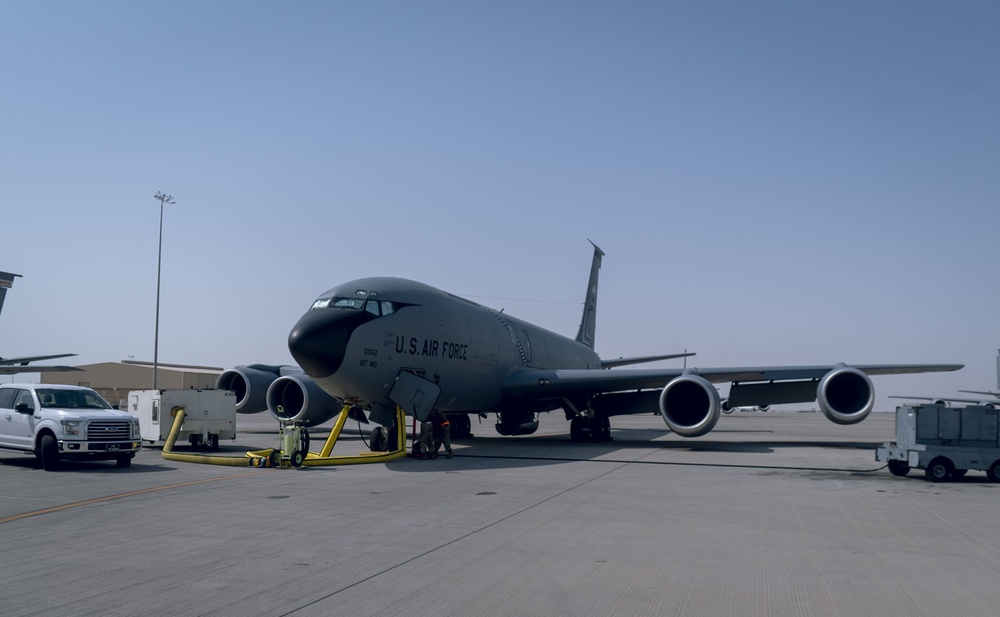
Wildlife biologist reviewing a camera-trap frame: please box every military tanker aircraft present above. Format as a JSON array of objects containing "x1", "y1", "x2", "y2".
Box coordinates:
[{"x1": 218, "y1": 243, "x2": 962, "y2": 444}]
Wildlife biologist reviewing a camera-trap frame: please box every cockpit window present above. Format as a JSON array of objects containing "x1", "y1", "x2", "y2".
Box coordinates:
[
  {"x1": 332, "y1": 297, "x2": 365, "y2": 309},
  {"x1": 364, "y1": 300, "x2": 396, "y2": 316},
  {"x1": 310, "y1": 293, "x2": 395, "y2": 316}
]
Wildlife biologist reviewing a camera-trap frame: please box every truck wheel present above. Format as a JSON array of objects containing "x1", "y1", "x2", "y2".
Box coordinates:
[
  {"x1": 115, "y1": 455, "x2": 132, "y2": 468},
  {"x1": 987, "y1": 460, "x2": 1000, "y2": 483},
  {"x1": 887, "y1": 460, "x2": 910, "y2": 477},
  {"x1": 925, "y1": 458, "x2": 953, "y2": 482},
  {"x1": 39, "y1": 434, "x2": 61, "y2": 471}
]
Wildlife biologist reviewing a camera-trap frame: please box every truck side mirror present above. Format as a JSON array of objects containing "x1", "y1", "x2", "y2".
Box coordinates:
[{"x1": 15, "y1": 402, "x2": 33, "y2": 414}]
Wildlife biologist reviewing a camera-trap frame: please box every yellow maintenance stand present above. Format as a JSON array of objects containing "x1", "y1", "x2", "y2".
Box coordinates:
[{"x1": 161, "y1": 404, "x2": 407, "y2": 468}]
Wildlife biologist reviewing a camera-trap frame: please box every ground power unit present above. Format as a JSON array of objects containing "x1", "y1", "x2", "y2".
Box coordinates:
[{"x1": 130, "y1": 389, "x2": 237, "y2": 449}]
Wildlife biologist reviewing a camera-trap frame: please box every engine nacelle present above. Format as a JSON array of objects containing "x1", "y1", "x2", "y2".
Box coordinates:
[
  {"x1": 216, "y1": 364, "x2": 289, "y2": 414},
  {"x1": 659, "y1": 374, "x2": 721, "y2": 437},
  {"x1": 266, "y1": 374, "x2": 343, "y2": 427},
  {"x1": 496, "y1": 410, "x2": 539, "y2": 436},
  {"x1": 816, "y1": 365, "x2": 874, "y2": 425}
]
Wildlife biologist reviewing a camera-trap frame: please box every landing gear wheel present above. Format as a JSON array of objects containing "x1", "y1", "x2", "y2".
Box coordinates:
[
  {"x1": 570, "y1": 416, "x2": 586, "y2": 442},
  {"x1": 588, "y1": 416, "x2": 611, "y2": 442},
  {"x1": 39, "y1": 434, "x2": 60, "y2": 471},
  {"x1": 116, "y1": 455, "x2": 132, "y2": 468},
  {"x1": 371, "y1": 427, "x2": 387, "y2": 452},
  {"x1": 887, "y1": 460, "x2": 909, "y2": 477},
  {"x1": 449, "y1": 414, "x2": 472, "y2": 439},
  {"x1": 386, "y1": 426, "x2": 398, "y2": 452},
  {"x1": 925, "y1": 457, "x2": 954, "y2": 482}
]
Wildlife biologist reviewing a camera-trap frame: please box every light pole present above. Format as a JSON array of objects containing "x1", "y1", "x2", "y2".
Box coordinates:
[{"x1": 153, "y1": 191, "x2": 175, "y2": 390}]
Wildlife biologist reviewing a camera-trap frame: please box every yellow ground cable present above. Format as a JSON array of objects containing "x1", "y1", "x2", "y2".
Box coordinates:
[
  {"x1": 161, "y1": 407, "x2": 271, "y2": 467},
  {"x1": 302, "y1": 407, "x2": 407, "y2": 466}
]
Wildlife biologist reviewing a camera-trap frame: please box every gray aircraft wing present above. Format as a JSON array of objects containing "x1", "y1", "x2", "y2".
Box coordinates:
[
  {"x1": 0, "y1": 353, "x2": 78, "y2": 366},
  {"x1": 503, "y1": 363, "x2": 964, "y2": 399},
  {"x1": 601, "y1": 352, "x2": 695, "y2": 369},
  {"x1": 0, "y1": 364, "x2": 82, "y2": 375}
]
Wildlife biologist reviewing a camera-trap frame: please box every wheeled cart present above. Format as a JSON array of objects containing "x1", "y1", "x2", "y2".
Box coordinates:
[
  {"x1": 876, "y1": 403, "x2": 1000, "y2": 482},
  {"x1": 130, "y1": 389, "x2": 237, "y2": 450}
]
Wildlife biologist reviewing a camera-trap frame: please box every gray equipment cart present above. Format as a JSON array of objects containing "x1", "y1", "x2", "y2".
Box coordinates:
[{"x1": 876, "y1": 403, "x2": 1000, "y2": 482}]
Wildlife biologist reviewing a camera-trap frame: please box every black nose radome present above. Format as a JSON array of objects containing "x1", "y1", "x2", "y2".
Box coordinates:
[{"x1": 288, "y1": 309, "x2": 372, "y2": 378}]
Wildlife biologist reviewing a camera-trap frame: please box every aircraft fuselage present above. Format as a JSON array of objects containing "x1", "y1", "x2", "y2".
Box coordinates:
[{"x1": 289, "y1": 277, "x2": 599, "y2": 414}]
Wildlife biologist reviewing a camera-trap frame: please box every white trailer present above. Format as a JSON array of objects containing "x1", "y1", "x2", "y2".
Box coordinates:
[
  {"x1": 129, "y1": 389, "x2": 237, "y2": 450},
  {"x1": 876, "y1": 403, "x2": 1000, "y2": 482}
]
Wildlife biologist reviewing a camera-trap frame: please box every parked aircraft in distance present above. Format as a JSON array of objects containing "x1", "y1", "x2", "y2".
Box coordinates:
[
  {"x1": 0, "y1": 271, "x2": 79, "y2": 375},
  {"x1": 219, "y1": 243, "x2": 962, "y2": 443}
]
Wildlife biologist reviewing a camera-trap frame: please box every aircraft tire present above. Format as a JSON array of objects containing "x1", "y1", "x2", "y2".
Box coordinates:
[
  {"x1": 925, "y1": 458, "x2": 953, "y2": 482},
  {"x1": 887, "y1": 460, "x2": 909, "y2": 477},
  {"x1": 589, "y1": 417, "x2": 611, "y2": 442},
  {"x1": 371, "y1": 427, "x2": 387, "y2": 452},
  {"x1": 449, "y1": 414, "x2": 471, "y2": 439},
  {"x1": 570, "y1": 417, "x2": 586, "y2": 442}
]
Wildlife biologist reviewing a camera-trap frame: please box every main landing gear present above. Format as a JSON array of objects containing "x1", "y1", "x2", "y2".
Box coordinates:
[{"x1": 570, "y1": 415, "x2": 611, "y2": 442}]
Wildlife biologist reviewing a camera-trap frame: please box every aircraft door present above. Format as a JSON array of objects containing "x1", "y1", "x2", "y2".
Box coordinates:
[{"x1": 387, "y1": 370, "x2": 441, "y2": 421}]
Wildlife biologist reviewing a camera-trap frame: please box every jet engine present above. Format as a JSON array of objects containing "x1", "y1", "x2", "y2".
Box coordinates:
[
  {"x1": 658, "y1": 374, "x2": 721, "y2": 437},
  {"x1": 496, "y1": 410, "x2": 539, "y2": 436},
  {"x1": 816, "y1": 365, "x2": 874, "y2": 425},
  {"x1": 216, "y1": 364, "x2": 290, "y2": 414},
  {"x1": 266, "y1": 374, "x2": 343, "y2": 427}
]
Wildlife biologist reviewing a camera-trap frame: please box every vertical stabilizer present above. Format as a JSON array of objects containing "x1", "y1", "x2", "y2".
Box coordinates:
[
  {"x1": 575, "y1": 241, "x2": 604, "y2": 349},
  {"x1": 0, "y1": 271, "x2": 22, "y2": 320}
]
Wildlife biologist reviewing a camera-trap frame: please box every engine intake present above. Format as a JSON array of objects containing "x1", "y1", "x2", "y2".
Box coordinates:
[
  {"x1": 216, "y1": 365, "x2": 287, "y2": 414},
  {"x1": 817, "y1": 365, "x2": 874, "y2": 425},
  {"x1": 266, "y1": 374, "x2": 343, "y2": 427},
  {"x1": 659, "y1": 374, "x2": 721, "y2": 437}
]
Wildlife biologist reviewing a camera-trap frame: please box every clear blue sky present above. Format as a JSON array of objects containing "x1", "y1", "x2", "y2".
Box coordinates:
[{"x1": 2, "y1": 1, "x2": 998, "y2": 410}]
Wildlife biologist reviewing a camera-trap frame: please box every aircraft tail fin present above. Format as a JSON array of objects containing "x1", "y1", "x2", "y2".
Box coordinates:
[
  {"x1": 0, "y1": 271, "x2": 22, "y2": 320},
  {"x1": 575, "y1": 241, "x2": 604, "y2": 349}
]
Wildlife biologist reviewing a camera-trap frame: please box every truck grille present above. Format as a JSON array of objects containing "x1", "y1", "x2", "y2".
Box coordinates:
[{"x1": 87, "y1": 421, "x2": 131, "y2": 441}]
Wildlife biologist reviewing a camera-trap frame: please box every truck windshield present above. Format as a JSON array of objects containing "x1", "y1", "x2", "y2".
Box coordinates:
[{"x1": 36, "y1": 389, "x2": 112, "y2": 410}]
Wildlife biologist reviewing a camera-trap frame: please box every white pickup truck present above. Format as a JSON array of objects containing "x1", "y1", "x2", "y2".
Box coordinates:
[{"x1": 0, "y1": 383, "x2": 141, "y2": 470}]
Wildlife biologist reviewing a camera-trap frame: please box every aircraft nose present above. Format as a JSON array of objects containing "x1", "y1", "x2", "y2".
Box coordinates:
[{"x1": 288, "y1": 309, "x2": 362, "y2": 378}]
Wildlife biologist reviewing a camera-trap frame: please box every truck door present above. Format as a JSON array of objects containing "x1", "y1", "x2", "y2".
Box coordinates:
[
  {"x1": 7, "y1": 388, "x2": 37, "y2": 450},
  {"x1": 0, "y1": 388, "x2": 17, "y2": 449}
]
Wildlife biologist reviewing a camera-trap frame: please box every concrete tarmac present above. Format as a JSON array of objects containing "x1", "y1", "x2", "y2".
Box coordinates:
[{"x1": 2, "y1": 410, "x2": 999, "y2": 617}]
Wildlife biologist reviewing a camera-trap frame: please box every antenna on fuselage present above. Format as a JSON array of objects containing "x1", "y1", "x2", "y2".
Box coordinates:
[{"x1": 575, "y1": 241, "x2": 604, "y2": 349}]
